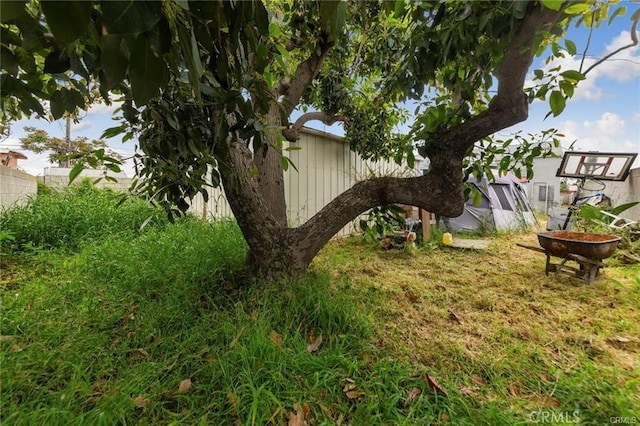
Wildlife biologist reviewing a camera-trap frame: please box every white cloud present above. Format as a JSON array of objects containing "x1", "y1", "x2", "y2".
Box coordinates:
[
  {"x1": 71, "y1": 120, "x2": 93, "y2": 132},
  {"x1": 583, "y1": 112, "x2": 625, "y2": 136},
  {"x1": 86, "y1": 101, "x2": 122, "y2": 117},
  {"x1": 554, "y1": 112, "x2": 639, "y2": 169}
]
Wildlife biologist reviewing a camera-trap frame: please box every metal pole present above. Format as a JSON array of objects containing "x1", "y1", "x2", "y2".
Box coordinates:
[
  {"x1": 65, "y1": 115, "x2": 71, "y2": 168},
  {"x1": 562, "y1": 177, "x2": 585, "y2": 230}
]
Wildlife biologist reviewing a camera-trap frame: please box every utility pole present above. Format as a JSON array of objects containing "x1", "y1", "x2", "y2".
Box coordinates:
[{"x1": 65, "y1": 115, "x2": 71, "y2": 168}]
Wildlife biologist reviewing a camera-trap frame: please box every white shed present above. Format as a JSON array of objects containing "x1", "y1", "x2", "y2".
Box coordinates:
[{"x1": 190, "y1": 127, "x2": 420, "y2": 237}]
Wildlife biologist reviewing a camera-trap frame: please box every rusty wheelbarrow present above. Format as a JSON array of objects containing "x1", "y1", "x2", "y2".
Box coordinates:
[{"x1": 517, "y1": 231, "x2": 621, "y2": 284}]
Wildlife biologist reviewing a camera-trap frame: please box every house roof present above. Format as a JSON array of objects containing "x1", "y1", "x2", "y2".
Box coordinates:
[{"x1": 0, "y1": 148, "x2": 28, "y2": 159}]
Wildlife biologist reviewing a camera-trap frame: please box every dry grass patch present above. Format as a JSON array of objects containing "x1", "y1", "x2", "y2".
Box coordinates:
[{"x1": 313, "y1": 227, "x2": 640, "y2": 417}]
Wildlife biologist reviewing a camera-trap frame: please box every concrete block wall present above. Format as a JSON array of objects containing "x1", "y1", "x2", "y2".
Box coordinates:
[
  {"x1": 0, "y1": 165, "x2": 37, "y2": 211},
  {"x1": 605, "y1": 167, "x2": 640, "y2": 220},
  {"x1": 38, "y1": 167, "x2": 133, "y2": 193}
]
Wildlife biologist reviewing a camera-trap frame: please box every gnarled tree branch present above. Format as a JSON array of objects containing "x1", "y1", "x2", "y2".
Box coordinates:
[
  {"x1": 282, "y1": 111, "x2": 348, "y2": 141},
  {"x1": 286, "y1": 3, "x2": 564, "y2": 272},
  {"x1": 432, "y1": 3, "x2": 562, "y2": 155},
  {"x1": 277, "y1": 39, "x2": 333, "y2": 115}
]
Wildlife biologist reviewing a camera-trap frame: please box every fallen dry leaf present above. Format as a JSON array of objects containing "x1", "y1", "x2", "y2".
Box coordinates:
[
  {"x1": 289, "y1": 411, "x2": 304, "y2": 426},
  {"x1": 126, "y1": 348, "x2": 151, "y2": 360},
  {"x1": 161, "y1": 392, "x2": 177, "y2": 401},
  {"x1": 306, "y1": 334, "x2": 323, "y2": 353},
  {"x1": 177, "y1": 378, "x2": 192, "y2": 394},
  {"x1": 426, "y1": 375, "x2": 448, "y2": 397},
  {"x1": 300, "y1": 403, "x2": 311, "y2": 418},
  {"x1": 319, "y1": 403, "x2": 333, "y2": 419},
  {"x1": 471, "y1": 375, "x2": 486, "y2": 386},
  {"x1": 448, "y1": 311, "x2": 463, "y2": 325},
  {"x1": 344, "y1": 377, "x2": 355, "y2": 383},
  {"x1": 441, "y1": 413, "x2": 450, "y2": 422},
  {"x1": 609, "y1": 336, "x2": 631, "y2": 343},
  {"x1": 133, "y1": 395, "x2": 151, "y2": 408},
  {"x1": 345, "y1": 390, "x2": 365, "y2": 399},
  {"x1": 270, "y1": 330, "x2": 283, "y2": 347},
  {"x1": 460, "y1": 387, "x2": 475, "y2": 396},
  {"x1": 229, "y1": 326, "x2": 246, "y2": 349},
  {"x1": 401, "y1": 284, "x2": 420, "y2": 303},
  {"x1": 288, "y1": 403, "x2": 305, "y2": 426},
  {"x1": 343, "y1": 383, "x2": 357, "y2": 393},
  {"x1": 403, "y1": 387, "x2": 421, "y2": 407},
  {"x1": 539, "y1": 374, "x2": 548, "y2": 382}
]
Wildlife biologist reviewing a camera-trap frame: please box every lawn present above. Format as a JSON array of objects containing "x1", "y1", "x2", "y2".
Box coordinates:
[{"x1": 1, "y1": 185, "x2": 639, "y2": 424}]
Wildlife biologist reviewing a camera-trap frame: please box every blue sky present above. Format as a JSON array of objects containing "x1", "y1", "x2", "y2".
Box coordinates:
[{"x1": 2, "y1": 4, "x2": 639, "y2": 176}]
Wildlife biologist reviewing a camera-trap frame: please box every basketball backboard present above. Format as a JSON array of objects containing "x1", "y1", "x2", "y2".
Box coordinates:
[{"x1": 556, "y1": 151, "x2": 637, "y2": 181}]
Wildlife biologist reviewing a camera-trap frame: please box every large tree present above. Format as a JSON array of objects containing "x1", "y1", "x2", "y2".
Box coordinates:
[
  {"x1": 20, "y1": 124, "x2": 123, "y2": 168},
  {"x1": 1, "y1": 0, "x2": 636, "y2": 279}
]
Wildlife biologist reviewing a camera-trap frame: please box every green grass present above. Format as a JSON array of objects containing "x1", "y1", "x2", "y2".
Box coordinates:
[
  {"x1": 1, "y1": 186, "x2": 639, "y2": 424},
  {"x1": 0, "y1": 180, "x2": 167, "y2": 253}
]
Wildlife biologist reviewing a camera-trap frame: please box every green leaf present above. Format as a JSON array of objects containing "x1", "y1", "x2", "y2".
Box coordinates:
[
  {"x1": 560, "y1": 69, "x2": 585, "y2": 82},
  {"x1": 101, "y1": 1, "x2": 162, "y2": 35},
  {"x1": 541, "y1": 0, "x2": 563, "y2": 11},
  {"x1": 579, "y1": 204, "x2": 603, "y2": 221},
  {"x1": 0, "y1": 0, "x2": 26, "y2": 23},
  {"x1": 472, "y1": 188, "x2": 483, "y2": 206},
  {"x1": 41, "y1": 1, "x2": 91, "y2": 44},
  {"x1": 1, "y1": 46, "x2": 19, "y2": 76},
  {"x1": 13, "y1": 46, "x2": 35, "y2": 74},
  {"x1": 129, "y1": 35, "x2": 168, "y2": 106},
  {"x1": 533, "y1": 69, "x2": 544, "y2": 79},
  {"x1": 499, "y1": 156, "x2": 511, "y2": 172},
  {"x1": 564, "y1": 4, "x2": 591, "y2": 15},
  {"x1": 49, "y1": 91, "x2": 65, "y2": 120},
  {"x1": 608, "y1": 6, "x2": 627, "y2": 25},
  {"x1": 478, "y1": 12, "x2": 490, "y2": 31},
  {"x1": 406, "y1": 149, "x2": 415, "y2": 169},
  {"x1": 50, "y1": 88, "x2": 85, "y2": 119},
  {"x1": 279, "y1": 156, "x2": 289, "y2": 171},
  {"x1": 549, "y1": 90, "x2": 565, "y2": 117},
  {"x1": 559, "y1": 80, "x2": 574, "y2": 98},
  {"x1": 512, "y1": 1, "x2": 528, "y2": 19},
  {"x1": 100, "y1": 35, "x2": 129, "y2": 88},
  {"x1": 68, "y1": 163, "x2": 85, "y2": 185},
  {"x1": 319, "y1": 1, "x2": 347, "y2": 42},
  {"x1": 564, "y1": 39, "x2": 577, "y2": 55},
  {"x1": 609, "y1": 201, "x2": 639, "y2": 216},
  {"x1": 147, "y1": 15, "x2": 171, "y2": 56},
  {"x1": 101, "y1": 125, "x2": 125, "y2": 139},
  {"x1": 43, "y1": 50, "x2": 70, "y2": 74}
]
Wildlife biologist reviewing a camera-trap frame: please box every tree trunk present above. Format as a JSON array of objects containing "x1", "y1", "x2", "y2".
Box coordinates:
[
  {"x1": 220, "y1": 132, "x2": 468, "y2": 280},
  {"x1": 253, "y1": 106, "x2": 288, "y2": 226}
]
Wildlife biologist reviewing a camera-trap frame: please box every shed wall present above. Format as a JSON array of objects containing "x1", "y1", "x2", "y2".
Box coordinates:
[{"x1": 189, "y1": 129, "x2": 419, "y2": 237}]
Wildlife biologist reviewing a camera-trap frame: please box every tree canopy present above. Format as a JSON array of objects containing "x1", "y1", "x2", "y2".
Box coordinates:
[
  {"x1": 1, "y1": 0, "x2": 637, "y2": 279},
  {"x1": 20, "y1": 124, "x2": 123, "y2": 169}
]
